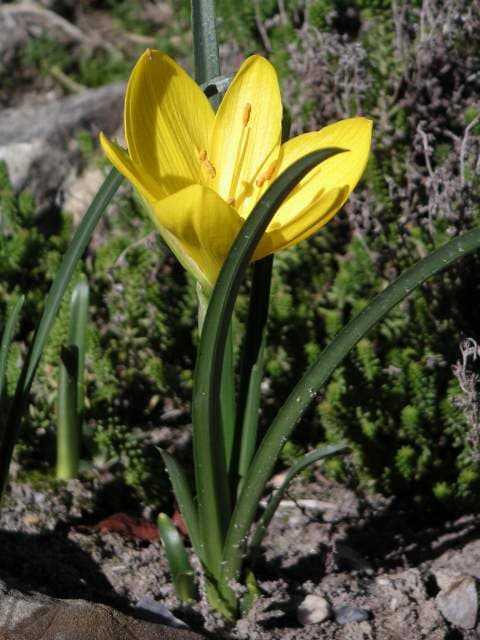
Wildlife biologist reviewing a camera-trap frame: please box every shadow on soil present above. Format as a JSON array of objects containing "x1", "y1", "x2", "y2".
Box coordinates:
[
  {"x1": 337, "y1": 498, "x2": 480, "y2": 570},
  {"x1": 0, "y1": 528, "x2": 127, "y2": 610}
]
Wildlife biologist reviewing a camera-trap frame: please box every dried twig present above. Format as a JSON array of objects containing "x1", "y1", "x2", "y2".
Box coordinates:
[{"x1": 452, "y1": 338, "x2": 480, "y2": 462}]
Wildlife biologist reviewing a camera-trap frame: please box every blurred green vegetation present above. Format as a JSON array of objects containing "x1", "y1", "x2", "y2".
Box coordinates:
[{"x1": 2, "y1": 0, "x2": 480, "y2": 511}]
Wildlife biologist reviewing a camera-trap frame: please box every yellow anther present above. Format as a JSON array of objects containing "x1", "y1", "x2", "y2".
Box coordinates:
[
  {"x1": 255, "y1": 161, "x2": 277, "y2": 188},
  {"x1": 242, "y1": 103, "x2": 252, "y2": 127},
  {"x1": 227, "y1": 197, "x2": 235, "y2": 206},
  {"x1": 146, "y1": 48, "x2": 153, "y2": 61},
  {"x1": 199, "y1": 150, "x2": 216, "y2": 178},
  {"x1": 204, "y1": 159, "x2": 216, "y2": 178}
]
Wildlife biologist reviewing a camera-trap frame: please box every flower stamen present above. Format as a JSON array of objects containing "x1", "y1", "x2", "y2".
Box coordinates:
[
  {"x1": 242, "y1": 103, "x2": 252, "y2": 127},
  {"x1": 227, "y1": 104, "x2": 253, "y2": 201},
  {"x1": 199, "y1": 149, "x2": 216, "y2": 179},
  {"x1": 255, "y1": 161, "x2": 277, "y2": 188},
  {"x1": 227, "y1": 197, "x2": 235, "y2": 206}
]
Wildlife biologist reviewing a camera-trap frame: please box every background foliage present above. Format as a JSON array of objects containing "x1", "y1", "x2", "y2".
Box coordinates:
[{"x1": 2, "y1": 0, "x2": 480, "y2": 510}]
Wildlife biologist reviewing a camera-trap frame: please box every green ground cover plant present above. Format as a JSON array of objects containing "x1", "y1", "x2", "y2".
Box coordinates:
[{"x1": 0, "y1": 0, "x2": 479, "y2": 518}]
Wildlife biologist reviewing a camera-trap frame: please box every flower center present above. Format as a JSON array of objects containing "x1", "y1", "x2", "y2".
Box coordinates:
[{"x1": 199, "y1": 103, "x2": 277, "y2": 209}]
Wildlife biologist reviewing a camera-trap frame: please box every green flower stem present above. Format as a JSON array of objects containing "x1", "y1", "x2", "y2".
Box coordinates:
[
  {"x1": 0, "y1": 168, "x2": 122, "y2": 500},
  {"x1": 221, "y1": 225, "x2": 480, "y2": 589},
  {"x1": 191, "y1": 0, "x2": 220, "y2": 87}
]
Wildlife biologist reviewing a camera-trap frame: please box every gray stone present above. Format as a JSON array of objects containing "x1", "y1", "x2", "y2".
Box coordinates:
[
  {"x1": 0, "y1": 83, "x2": 124, "y2": 210},
  {"x1": 297, "y1": 594, "x2": 331, "y2": 625},
  {"x1": 334, "y1": 604, "x2": 370, "y2": 624},
  {"x1": 436, "y1": 575, "x2": 478, "y2": 630},
  {"x1": 0, "y1": 585, "x2": 203, "y2": 639}
]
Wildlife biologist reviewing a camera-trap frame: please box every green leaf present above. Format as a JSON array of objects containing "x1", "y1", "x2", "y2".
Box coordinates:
[
  {"x1": 250, "y1": 444, "x2": 349, "y2": 549},
  {"x1": 56, "y1": 277, "x2": 90, "y2": 480},
  {"x1": 223, "y1": 224, "x2": 480, "y2": 589},
  {"x1": 57, "y1": 344, "x2": 79, "y2": 480},
  {"x1": 193, "y1": 147, "x2": 344, "y2": 593},
  {"x1": 0, "y1": 168, "x2": 122, "y2": 499},
  {"x1": 159, "y1": 448, "x2": 205, "y2": 566},
  {"x1": 158, "y1": 513, "x2": 196, "y2": 603},
  {"x1": 236, "y1": 256, "x2": 273, "y2": 495},
  {"x1": 68, "y1": 276, "x2": 89, "y2": 414},
  {"x1": 221, "y1": 326, "x2": 236, "y2": 474}
]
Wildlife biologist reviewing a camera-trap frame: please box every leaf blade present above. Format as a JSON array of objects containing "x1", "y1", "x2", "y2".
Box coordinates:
[
  {"x1": 193, "y1": 147, "x2": 345, "y2": 587},
  {"x1": 222, "y1": 224, "x2": 480, "y2": 587}
]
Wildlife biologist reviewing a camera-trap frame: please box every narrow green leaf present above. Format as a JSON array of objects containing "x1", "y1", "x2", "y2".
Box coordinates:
[
  {"x1": 158, "y1": 513, "x2": 196, "y2": 603},
  {"x1": 221, "y1": 326, "x2": 236, "y2": 473},
  {"x1": 193, "y1": 148, "x2": 344, "y2": 589},
  {"x1": 68, "y1": 276, "x2": 89, "y2": 414},
  {"x1": 24, "y1": 168, "x2": 121, "y2": 398},
  {"x1": 56, "y1": 277, "x2": 90, "y2": 480},
  {"x1": 239, "y1": 568, "x2": 261, "y2": 617},
  {"x1": 0, "y1": 168, "x2": 122, "y2": 499},
  {"x1": 235, "y1": 256, "x2": 273, "y2": 494},
  {"x1": 250, "y1": 443, "x2": 349, "y2": 548},
  {"x1": 237, "y1": 355, "x2": 264, "y2": 497},
  {"x1": 159, "y1": 448, "x2": 205, "y2": 566},
  {"x1": 223, "y1": 224, "x2": 480, "y2": 588},
  {"x1": 57, "y1": 344, "x2": 79, "y2": 480}
]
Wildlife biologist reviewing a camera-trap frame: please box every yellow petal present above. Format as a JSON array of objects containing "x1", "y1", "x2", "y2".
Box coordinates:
[
  {"x1": 209, "y1": 56, "x2": 282, "y2": 217},
  {"x1": 99, "y1": 132, "x2": 163, "y2": 201},
  {"x1": 148, "y1": 184, "x2": 244, "y2": 287},
  {"x1": 125, "y1": 49, "x2": 215, "y2": 196},
  {"x1": 253, "y1": 187, "x2": 346, "y2": 260},
  {"x1": 271, "y1": 117, "x2": 373, "y2": 227}
]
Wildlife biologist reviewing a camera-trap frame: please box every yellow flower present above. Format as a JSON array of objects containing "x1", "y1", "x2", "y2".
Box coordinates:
[{"x1": 100, "y1": 50, "x2": 372, "y2": 290}]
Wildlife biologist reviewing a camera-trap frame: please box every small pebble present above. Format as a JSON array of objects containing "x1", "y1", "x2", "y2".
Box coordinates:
[
  {"x1": 297, "y1": 594, "x2": 331, "y2": 625},
  {"x1": 334, "y1": 604, "x2": 370, "y2": 624},
  {"x1": 135, "y1": 596, "x2": 189, "y2": 629},
  {"x1": 436, "y1": 575, "x2": 478, "y2": 630}
]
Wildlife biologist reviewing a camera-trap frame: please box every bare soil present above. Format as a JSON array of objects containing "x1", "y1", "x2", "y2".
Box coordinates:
[{"x1": 1, "y1": 471, "x2": 479, "y2": 639}]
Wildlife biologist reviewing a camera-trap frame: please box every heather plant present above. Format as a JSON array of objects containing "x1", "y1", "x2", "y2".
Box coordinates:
[{"x1": 215, "y1": 0, "x2": 480, "y2": 510}]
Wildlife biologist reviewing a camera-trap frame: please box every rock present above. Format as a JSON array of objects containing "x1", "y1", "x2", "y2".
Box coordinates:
[
  {"x1": 0, "y1": 585, "x2": 203, "y2": 639},
  {"x1": 297, "y1": 594, "x2": 331, "y2": 625},
  {"x1": 62, "y1": 167, "x2": 105, "y2": 224},
  {"x1": 334, "y1": 604, "x2": 370, "y2": 624},
  {"x1": 0, "y1": 82, "x2": 124, "y2": 210},
  {"x1": 435, "y1": 575, "x2": 478, "y2": 630}
]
